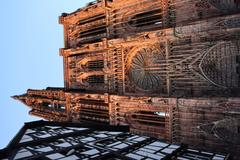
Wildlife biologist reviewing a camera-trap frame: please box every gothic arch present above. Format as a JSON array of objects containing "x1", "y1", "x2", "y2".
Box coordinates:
[
  {"x1": 199, "y1": 41, "x2": 240, "y2": 88},
  {"x1": 113, "y1": 3, "x2": 164, "y2": 36},
  {"x1": 125, "y1": 110, "x2": 168, "y2": 137},
  {"x1": 199, "y1": 118, "x2": 240, "y2": 144}
]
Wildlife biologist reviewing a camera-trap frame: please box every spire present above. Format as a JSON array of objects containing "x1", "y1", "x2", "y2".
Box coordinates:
[
  {"x1": 11, "y1": 94, "x2": 27, "y2": 100},
  {"x1": 11, "y1": 93, "x2": 32, "y2": 108},
  {"x1": 12, "y1": 88, "x2": 68, "y2": 121}
]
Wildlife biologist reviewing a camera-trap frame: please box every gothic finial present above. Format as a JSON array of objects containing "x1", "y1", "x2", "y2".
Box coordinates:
[
  {"x1": 11, "y1": 94, "x2": 27, "y2": 101},
  {"x1": 11, "y1": 95, "x2": 18, "y2": 100},
  {"x1": 11, "y1": 93, "x2": 32, "y2": 108}
]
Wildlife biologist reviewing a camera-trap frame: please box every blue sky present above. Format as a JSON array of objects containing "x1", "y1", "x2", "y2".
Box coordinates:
[{"x1": 0, "y1": 0, "x2": 92, "y2": 149}]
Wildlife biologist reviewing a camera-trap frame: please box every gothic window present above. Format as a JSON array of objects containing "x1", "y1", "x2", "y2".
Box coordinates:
[
  {"x1": 87, "y1": 60, "x2": 104, "y2": 70},
  {"x1": 78, "y1": 99, "x2": 109, "y2": 123},
  {"x1": 42, "y1": 102, "x2": 65, "y2": 110},
  {"x1": 200, "y1": 42, "x2": 240, "y2": 88},
  {"x1": 77, "y1": 13, "x2": 107, "y2": 45},
  {"x1": 77, "y1": 14, "x2": 105, "y2": 26},
  {"x1": 87, "y1": 75, "x2": 104, "y2": 84},
  {"x1": 128, "y1": 9, "x2": 163, "y2": 29},
  {"x1": 79, "y1": 26, "x2": 107, "y2": 39},
  {"x1": 131, "y1": 111, "x2": 166, "y2": 127}
]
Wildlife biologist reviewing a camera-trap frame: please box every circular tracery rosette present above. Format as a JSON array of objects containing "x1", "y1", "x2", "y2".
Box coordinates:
[{"x1": 128, "y1": 46, "x2": 165, "y2": 92}]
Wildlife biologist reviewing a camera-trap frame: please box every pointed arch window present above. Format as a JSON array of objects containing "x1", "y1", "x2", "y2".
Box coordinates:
[
  {"x1": 87, "y1": 60, "x2": 104, "y2": 70},
  {"x1": 87, "y1": 75, "x2": 104, "y2": 84},
  {"x1": 128, "y1": 9, "x2": 163, "y2": 28},
  {"x1": 42, "y1": 102, "x2": 65, "y2": 110},
  {"x1": 131, "y1": 111, "x2": 166, "y2": 127}
]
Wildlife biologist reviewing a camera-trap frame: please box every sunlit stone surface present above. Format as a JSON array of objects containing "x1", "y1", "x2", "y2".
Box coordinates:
[{"x1": 8, "y1": 0, "x2": 240, "y2": 159}]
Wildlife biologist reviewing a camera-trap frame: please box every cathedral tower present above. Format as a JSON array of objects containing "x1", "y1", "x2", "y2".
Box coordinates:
[{"x1": 13, "y1": 0, "x2": 240, "y2": 158}]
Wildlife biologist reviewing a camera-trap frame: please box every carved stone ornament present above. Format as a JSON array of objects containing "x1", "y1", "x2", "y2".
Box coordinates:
[
  {"x1": 199, "y1": 118, "x2": 240, "y2": 144},
  {"x1": 128, "y1": 45, "x2": 165, "y2": 91},
  {"x1": 209, "y1": 0, "x2": 240, "y2": 12}
]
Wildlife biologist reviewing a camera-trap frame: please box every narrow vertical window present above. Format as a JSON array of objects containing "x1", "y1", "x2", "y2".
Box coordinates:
[
  {"x1": 128, "y1": 9, "x2": 163, "y2": 28},
  {"x1": 87, "y1": 75, "x2": 104, "y2": 84},
  {"x1": 87, "y1": 60, "x2": 104, "y2": 70},
  {"x1": 131, "y1": 111, "x2": 166, "y2": 127}
]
